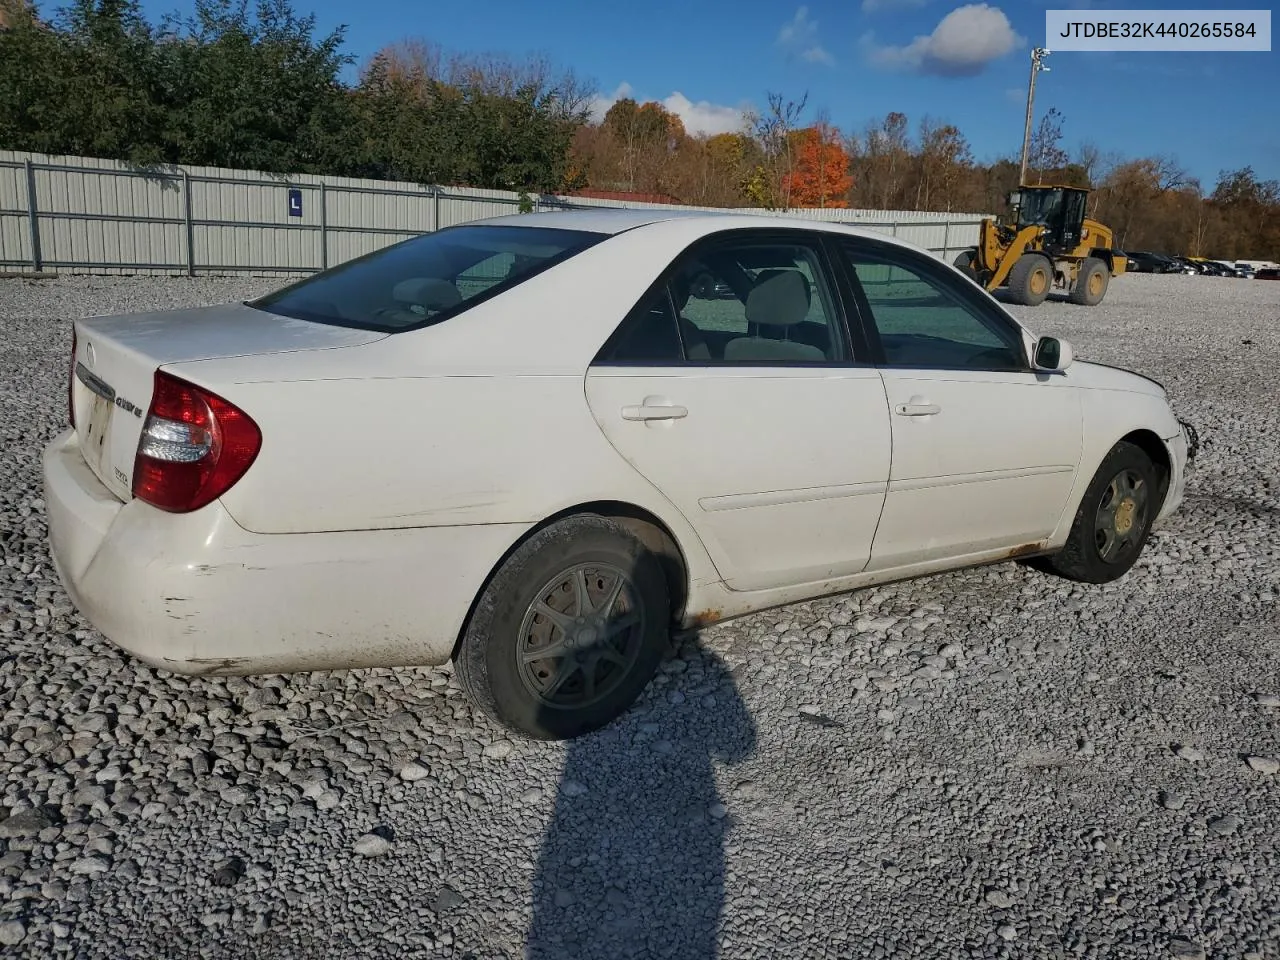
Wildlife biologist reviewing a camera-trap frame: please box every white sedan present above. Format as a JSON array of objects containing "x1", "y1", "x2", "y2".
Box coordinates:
[{"x1": 43, "y1": 209, "x2": 1197, "y2": 739}]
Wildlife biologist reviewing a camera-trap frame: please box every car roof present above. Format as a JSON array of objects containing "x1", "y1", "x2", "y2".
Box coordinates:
[
  {"x1": 464, "y1": 207, "x2": 930, "y2": 249},
  {"x1": 467, "y1": 207, "x2": 710, "y2": 234}
]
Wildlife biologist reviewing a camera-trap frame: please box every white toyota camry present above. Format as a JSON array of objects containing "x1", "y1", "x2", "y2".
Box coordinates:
[{"x1": 43, "y1": 209, "x2": 1197, "y2": 739}]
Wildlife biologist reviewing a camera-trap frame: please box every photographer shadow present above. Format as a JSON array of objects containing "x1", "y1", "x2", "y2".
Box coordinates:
[{"x1": 525, "y1": 637, "x2": 757, "y2": 960}]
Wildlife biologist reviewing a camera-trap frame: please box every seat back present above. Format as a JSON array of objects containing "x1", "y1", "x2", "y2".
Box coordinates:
[{"x1": 723, "y1": 269, "x2": 825, "y2": 362}]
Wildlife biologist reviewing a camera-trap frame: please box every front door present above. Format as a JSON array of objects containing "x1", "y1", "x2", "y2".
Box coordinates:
[
  {"x1": 586, "y1": 231, "x2": 892, "y2": 592},
  {"x1": 834, "y1": 238, "x2": 1083, "y2": 570}
]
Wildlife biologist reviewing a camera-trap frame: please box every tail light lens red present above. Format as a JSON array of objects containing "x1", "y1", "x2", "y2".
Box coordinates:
[
  {"x1": 68, "y1": 329, "x2": 77, "y2": 428},
  {"x1": 132, "y1": 370, "x2": 261, "y2": 513}
]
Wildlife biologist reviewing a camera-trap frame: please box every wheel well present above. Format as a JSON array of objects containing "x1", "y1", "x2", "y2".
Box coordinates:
[
  {"x1": 1120, "y1": 429, "x2": 1172, "y2": 506},
  {"x1": 1089, "y1": 248, "x2": 1114, "y2": 271},
  {"x1": 448, "y1": 501, "x2": 691, "y2": 661}
]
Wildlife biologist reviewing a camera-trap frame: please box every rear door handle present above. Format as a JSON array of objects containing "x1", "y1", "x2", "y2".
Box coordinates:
[
  {"x1": 895, "y1": 400, "x2": 941, "y2": 417},
  {"x1": 621, "y1": 399, "x2": 689, "y2": 421}
]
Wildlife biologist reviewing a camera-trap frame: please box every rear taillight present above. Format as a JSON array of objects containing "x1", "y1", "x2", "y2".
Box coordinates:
[
  {"x1": 132, "y1": 370, "x2": 261, "y2": 513},
  {"x1": 68, "y1": 329, "x2": 77, "y2": 428}
]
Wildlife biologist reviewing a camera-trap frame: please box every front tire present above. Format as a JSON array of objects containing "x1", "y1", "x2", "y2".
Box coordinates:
[
  {"x1": 1069, "y1": 257, "x2": 1109, "y2": 306},
  {"x1": 1006, "y1": 254, "x2": 1052, "y2": 306},
  {"x1": 454, "y1": 514, "x2": 671, "y2": 740},
  {"x1": 1045, "y1": 441, "x2": 1159, "y2": 584}
]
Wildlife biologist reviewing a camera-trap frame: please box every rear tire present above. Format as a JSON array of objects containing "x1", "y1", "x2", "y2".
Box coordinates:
[
  {"x1": 1069, "y1": 257, "x2": 1109, "y2": 306},
  {"x1": 1006, "y1": 254, "x2": 1052, "y2": 306},
  {"x1": 454, "y1": 514, "x2": 671, "y2": 740},
  {"x1": 953, "y1": 250, "x2": 979, "y2": 280},
  {"x1": 1044, "y1": 441, "x2": 1159, "y2": 584}
]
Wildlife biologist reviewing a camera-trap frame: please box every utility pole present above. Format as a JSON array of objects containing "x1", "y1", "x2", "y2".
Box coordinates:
[{"x1": 1019, "y1": 47, "x2": 1051, "y2": 187}]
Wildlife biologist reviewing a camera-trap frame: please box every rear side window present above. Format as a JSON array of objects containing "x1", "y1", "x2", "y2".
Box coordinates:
[{"x1": 253, "y1": 225, "x2": 606, "y2": 332}]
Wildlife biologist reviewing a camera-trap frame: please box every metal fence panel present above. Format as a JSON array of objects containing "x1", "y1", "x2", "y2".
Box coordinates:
[{"x1": 0, "y1": 149, "x2": 994, "y2": 276}]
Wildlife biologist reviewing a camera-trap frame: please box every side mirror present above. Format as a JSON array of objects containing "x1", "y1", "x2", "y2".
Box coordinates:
[
  {"x1": 1033, "y1": 336, "x2": 1073, "y2": 372},
  {"x1": 1007, "y1": 190, "x2": 1022, "y2": 207}
]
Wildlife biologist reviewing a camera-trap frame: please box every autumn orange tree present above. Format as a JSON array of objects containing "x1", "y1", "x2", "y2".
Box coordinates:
[{"x1": 782, "y1": 123, "x2": 853, "y2": 208}]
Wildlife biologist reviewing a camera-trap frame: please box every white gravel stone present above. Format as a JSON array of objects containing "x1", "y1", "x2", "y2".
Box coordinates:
[
  {"x1": 985, "y1": 890, "x2": 1017, "y2": 909},
  {"x1": 399, "y1": 762, "x2": 431, "y2": 782},
  {"x1": 1160, "y1": 791, "x2": 1186, "y2": 811},
  {"x1": 0, "y1": 921, "x2": 26, "y2": 946},
  {"x1": 1207, "y1": 814, "x2": 1240, "y2": 836},
  {"x1": 1245, "y1": 756, "x2": 1279, "y2": 775},
  {"x1": 481, "y1": 740, "x2": 513, "y2": 760},
  {"x1": 353, "y1": 834, "x2": 393, "y2": 858}
]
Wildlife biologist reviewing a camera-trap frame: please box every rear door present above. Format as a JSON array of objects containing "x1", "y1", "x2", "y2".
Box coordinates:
[{"x1": 585, "y1": 230, "x2": 892, "y2": 593}]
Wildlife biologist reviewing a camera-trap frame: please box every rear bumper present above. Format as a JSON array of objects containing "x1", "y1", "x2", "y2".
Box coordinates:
[{"x1": 42, "y1": 428, "x2": 527, "y2": 675}]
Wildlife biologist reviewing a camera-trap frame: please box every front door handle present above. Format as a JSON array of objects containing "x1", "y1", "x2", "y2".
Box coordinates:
[
  {"x1": 895, "y1": 398, "x2": 941, "y2": 417},
  {"x1": 621, "y1": 397, "x2": 688, "y2": 422}
]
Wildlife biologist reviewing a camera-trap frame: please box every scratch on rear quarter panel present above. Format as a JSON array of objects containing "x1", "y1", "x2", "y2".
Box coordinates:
[{"x1": 179, "y1": 657, "x2": 249, "y2": 675}]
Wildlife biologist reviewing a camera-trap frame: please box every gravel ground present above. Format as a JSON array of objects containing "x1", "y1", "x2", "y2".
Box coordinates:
[{"x1": 0, "y1": 272, "x2": 1278, "y2": 959}]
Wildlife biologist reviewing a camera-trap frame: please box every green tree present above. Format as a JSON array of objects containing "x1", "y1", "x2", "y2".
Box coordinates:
[
  {"x1": 159, "y1": 0, "x2": 350, "y2": 172},
  {"x1": 0, "y1": 0, "x2": 168, "y2": 162}
]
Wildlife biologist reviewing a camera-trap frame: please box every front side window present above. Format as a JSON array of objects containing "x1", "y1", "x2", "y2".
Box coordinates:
[
  {"x1": 602, "y1": 235, "x2": 849, "y2": 364},
  {"x1": 253, "y1": 225, "x2": 606, "y2": 332},
  {"x1": 841, "y1": 245, "x2": 1026, "y2": 371}
]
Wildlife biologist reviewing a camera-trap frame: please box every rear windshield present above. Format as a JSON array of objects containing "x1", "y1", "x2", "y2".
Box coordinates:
[{"x1": 252, "y1": 224, "x2": 607, "y2": 332}]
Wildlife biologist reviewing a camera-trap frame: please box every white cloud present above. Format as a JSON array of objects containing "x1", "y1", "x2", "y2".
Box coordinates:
[
  {"x1": 588, "y1": 81, "x2": 634, "y2": 124},
  {"x1": 589, "y1": 82, "x2": 750, "y2": 136},
  {"x1": 862, "y1": 3, "x2": 1024, "y2": 77},
  {"x1": 777, "y1": 6, "x2": 835, "y2": 66},
  {"x1": 660, "y1": 92, "x2": 751, "y2": 136},
  {"x1": 861, "y1": 0, "x2": 930, "y2": 12}
]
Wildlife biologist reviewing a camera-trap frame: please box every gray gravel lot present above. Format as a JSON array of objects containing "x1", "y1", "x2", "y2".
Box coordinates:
[{"x1": 0, "y1": 272, "x2": 1278, "y2": 959}]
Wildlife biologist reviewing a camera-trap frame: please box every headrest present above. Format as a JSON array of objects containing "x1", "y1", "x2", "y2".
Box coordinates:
[
  {"x1": 745, "y1": 269, "x2": 811, "y2": 327},
  {"x1": 391, "y1": 278, "x2": 462, "y2": 311}
]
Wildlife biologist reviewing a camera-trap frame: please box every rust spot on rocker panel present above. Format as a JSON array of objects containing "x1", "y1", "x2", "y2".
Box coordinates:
[
  {"x1": 687, "y1": 608, "x2": 724, "y2": 628},
  {"x1": 1006, "y1": 541, "x2": 1048, "y2": 559}
]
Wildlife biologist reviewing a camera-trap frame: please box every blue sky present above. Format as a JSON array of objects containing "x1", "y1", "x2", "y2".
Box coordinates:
[{"x1": 135, "y1": 0, "x2": 1278, "y2": 188}]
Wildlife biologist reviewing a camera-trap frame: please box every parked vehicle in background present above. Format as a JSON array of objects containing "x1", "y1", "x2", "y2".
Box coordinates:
[
  {"x1": 1234, "y1": 263, "x2": 1256, "y2": 279},
  {"x1": 1255, "y1": 268, "x2": 1280, "y2": 280},
  {"x1": 1124, "y1": 251, "x2": 1176, "y2": 273},
  {"x1": 1211, "y1": 262, "x2": 1246, "y2": 277},
  {"x1": 1201, "y1": 261, "x2": 1240, "y2": 277},
  {"x1": 1168, "y1": 256, "x2": 1203, "y2": 274},
  {"x1": 43, "y1": 209, "x2": 1198, "y2": 740}
]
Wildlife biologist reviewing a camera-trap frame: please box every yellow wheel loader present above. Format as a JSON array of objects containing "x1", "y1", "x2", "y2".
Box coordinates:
[{"x1": 954, "y1": 185, "x2": 1126, "y2": 307}]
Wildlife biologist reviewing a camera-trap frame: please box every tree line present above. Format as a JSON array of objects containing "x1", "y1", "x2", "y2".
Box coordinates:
[{"x1": 2, "y1": 0, "x2": 1276, "y2": 258}]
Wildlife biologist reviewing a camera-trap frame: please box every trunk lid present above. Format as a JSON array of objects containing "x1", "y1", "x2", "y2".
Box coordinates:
[{"x1": 72, "y1": 303, "x2": 384, "y2": 501}]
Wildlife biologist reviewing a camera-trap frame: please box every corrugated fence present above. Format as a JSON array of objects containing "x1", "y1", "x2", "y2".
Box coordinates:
[{"x1": 0, "y1": 150, "x2": 992, "y2": 277}]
